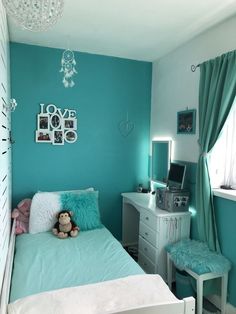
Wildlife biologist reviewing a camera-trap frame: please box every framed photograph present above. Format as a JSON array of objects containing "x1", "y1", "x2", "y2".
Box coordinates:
[
  {"x1": 64, "y1": 118, "x2": 77, "y2": 130},
  {"x1": 65, "y1": 130, "x2": 77, "y2": 143},
  {"x1": 50, "y1": 113, "x2": 61, "y2": 129},
  {"x1": 38, "y1": 114, "x2": 50, "y2": 131},
  {"x1": 177, "y1": 109, "x2": 196, "y2": 134},
  {"x1": 52, "y1": 130, "x2": 64, "y2": 145},
  {"x1": 35, "y1": 131, "x2": 52, "y2": 143}
]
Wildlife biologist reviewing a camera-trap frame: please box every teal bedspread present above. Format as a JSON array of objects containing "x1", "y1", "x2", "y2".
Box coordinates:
[{"x1": 10, "y1": 227, "x2": 143, "y2": 302}]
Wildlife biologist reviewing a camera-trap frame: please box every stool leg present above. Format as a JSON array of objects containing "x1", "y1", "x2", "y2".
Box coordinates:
[
  {"x1": 196, "y1": 276, "x2": 203, "y2": 314},
  {"x1": 221, "y1": 273, "x2": 228, "y2": 314},
  {"x1": 167, "y1": 253, "x2": 172, "y2": 289}
]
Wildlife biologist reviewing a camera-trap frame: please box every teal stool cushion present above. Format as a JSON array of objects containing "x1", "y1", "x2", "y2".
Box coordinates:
[{"x1": 166, "y1": 239, "x2": 231, "y2": 275}]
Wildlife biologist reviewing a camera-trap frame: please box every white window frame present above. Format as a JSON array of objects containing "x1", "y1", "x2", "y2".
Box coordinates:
[{"x1": 208, "y1": 101, "x2": 236, "y2": 202}]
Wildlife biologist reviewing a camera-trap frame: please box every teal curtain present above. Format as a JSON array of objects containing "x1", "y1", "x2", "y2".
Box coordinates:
[{"x1": 196, "y1": 50, "x2": 236, "y2": 252}]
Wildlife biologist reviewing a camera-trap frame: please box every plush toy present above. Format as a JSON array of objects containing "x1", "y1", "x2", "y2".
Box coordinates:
[
  {"x1": 11, "y1": 198, "x2": 32, "y2": 235},
  {"x1": 52, "y1": 210, "x2": 79, "y2": 239}
]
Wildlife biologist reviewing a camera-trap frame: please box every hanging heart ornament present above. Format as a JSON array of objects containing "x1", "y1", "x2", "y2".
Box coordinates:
[{"x1": 118, "y1": 119, "x2": 134, "y2": 137}]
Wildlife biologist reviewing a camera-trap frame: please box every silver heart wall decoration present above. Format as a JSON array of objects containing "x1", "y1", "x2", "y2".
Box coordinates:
[{"x1": 118, "y1": 113, "x2": 134, "y2": 137}]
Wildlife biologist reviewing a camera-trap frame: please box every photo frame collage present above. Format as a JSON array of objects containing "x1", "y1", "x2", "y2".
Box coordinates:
[{"x1": 35, "y1": 104, "x2": 78, "y2": 145}]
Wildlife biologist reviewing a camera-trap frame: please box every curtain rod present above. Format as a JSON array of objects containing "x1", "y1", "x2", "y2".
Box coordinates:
[
  {"x1": 191, "y1": 49, "x2": 235, "y2": 72},
  {"x1": 191, "y1": 64, "x2": 200, "y2": 72}
]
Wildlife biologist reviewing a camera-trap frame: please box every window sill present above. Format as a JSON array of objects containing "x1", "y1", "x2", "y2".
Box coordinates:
[{"x1": 213, "y1": 188, "x2": 236, "y2": 202}]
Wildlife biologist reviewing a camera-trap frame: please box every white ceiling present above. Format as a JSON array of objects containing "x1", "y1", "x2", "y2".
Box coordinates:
[{"x1": 7, "y1": 0, "x2": 236, "y2": 61}]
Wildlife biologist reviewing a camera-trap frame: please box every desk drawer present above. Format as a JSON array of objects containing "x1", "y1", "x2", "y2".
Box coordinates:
[
  {"x1": 138, "y1": 236, "x2": 157, "y2": 263},
  {"x1": 139, "y1": 221, "x2": 157, "y2": 248},
  {"x1": 138, "y1": 252, "x2": 155, "y2": 274},
  {"x1": 140, "y1": 209, "x2": 158, "y2": 231}
]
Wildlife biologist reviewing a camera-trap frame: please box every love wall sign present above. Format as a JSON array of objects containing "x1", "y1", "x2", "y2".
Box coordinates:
[{"x1": 35, "y1": 104, "x2": 78, "y2": 145}]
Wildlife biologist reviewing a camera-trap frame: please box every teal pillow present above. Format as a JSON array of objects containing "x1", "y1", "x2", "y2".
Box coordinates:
[{"x1": 60, "y1": 191, "x2": 102, "y2": 231}]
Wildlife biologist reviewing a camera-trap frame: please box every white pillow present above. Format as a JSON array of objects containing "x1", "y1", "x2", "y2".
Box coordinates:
[
  {"x1": 29, "y1": 188, "x2": 94, "y2": 234},
  {"x1": 29, "y1": 192, "x2": 60, "y2": 234}
]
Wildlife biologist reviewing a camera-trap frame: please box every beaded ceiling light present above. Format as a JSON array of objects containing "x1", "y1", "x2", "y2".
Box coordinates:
[{"x1": 2, "y1": 0, "x2": 64, "y2": 32}]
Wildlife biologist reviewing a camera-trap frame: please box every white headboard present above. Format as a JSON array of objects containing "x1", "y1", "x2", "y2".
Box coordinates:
[{"x1": 0, "y1": 0, "x2": 11, "y2": 297}]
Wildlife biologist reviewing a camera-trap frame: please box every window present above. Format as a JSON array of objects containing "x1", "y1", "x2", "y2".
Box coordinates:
[{"x1": 208, "y1": 101, "x2": 236, "y2": 189}]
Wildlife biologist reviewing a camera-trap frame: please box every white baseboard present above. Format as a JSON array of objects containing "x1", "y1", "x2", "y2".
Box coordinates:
[{"x1": 206, "y1": 295, "x2": 236, "y2": 314}]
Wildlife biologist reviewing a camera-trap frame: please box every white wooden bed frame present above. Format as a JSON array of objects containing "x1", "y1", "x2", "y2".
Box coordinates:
[
  {"x1": 0, "y1": 220, "x2": 16, "y2": 314},
  {"x1": 0, "y1": 220, "x2": 195, "y2": 314}
]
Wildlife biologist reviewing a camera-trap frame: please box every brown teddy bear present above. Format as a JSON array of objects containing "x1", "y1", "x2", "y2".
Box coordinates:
[{"x1": 52, "y1": 210, "x2": 79, "y2": 239}]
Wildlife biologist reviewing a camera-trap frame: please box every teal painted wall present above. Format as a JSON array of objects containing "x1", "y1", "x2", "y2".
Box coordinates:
[{"x1": 10, "y1": 43, "x2": 152, "y2": 240}]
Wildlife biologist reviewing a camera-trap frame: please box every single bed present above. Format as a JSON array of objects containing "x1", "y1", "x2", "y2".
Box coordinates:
[
  {"x1": 10, "y1": 227, "x2": 144, "y2": 302},
  {"x1": 1, "y1": 190, "x2": 195, "y2": 314}
]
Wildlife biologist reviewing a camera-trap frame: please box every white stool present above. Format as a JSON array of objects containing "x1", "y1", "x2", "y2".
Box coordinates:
[{"x1": 167, "y1": 253, "x2": 229, "y2": 314}]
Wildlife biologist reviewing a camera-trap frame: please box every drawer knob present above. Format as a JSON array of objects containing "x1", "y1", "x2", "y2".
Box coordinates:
[
  {"x1": 145, "y1": 217, "x2": 149, "y2": 221},
  {"x1": 145, "y1": 232, "x2": 148, "y2": 236}
]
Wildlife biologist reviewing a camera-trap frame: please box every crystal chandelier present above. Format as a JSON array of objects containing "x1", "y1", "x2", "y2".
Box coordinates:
[{"x1": 2, "y1": 0, "x2": 64, "y2": 32}]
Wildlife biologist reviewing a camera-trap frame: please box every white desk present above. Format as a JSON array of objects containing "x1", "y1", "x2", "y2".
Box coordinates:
[{"x1": 122, "y1": 192, "x2": 191, "y2": 281}]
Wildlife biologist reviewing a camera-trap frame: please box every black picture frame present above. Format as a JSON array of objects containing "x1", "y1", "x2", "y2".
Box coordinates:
[{"x1": 177, "y1": 109, "x2": 196, "y2": 134}]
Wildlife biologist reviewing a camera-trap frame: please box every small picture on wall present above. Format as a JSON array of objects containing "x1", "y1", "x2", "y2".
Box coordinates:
[
  {"x1": 50, "y1": 114, "x2": 61, "y2": 129},
  {"x1": 64, "y1": 118, "x2": 77, "y2": 130},
  {"x1": 65, "y1": 130, "x2": 77, "y2": 143},
  {"x1": 53, "y1": 130, "x2": 64, "y2": 145},
  {"x1": 177, "y1": 109, "x2": 196, "y2": 134},
  {"x1": 36, "y1": 131, "x2": 52, "y2": 142},
  {"x1": 38, "y1": 114, "x2": 50, "y2": 131}
]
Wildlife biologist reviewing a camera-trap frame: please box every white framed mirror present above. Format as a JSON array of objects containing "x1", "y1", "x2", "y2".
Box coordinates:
[{"x1": 151, "y1": 140, "x2": 171, "y2": 184}]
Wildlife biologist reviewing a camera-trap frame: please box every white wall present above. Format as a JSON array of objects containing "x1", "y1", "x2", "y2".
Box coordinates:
[{"x1": 151, "y1": 14, "x2": 236, "y2": 163}]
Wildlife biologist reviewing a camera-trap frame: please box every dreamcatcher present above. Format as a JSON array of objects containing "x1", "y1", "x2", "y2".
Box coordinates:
[{"x1": 60, "y1": 49, "x2": 77, "y2": 88}]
